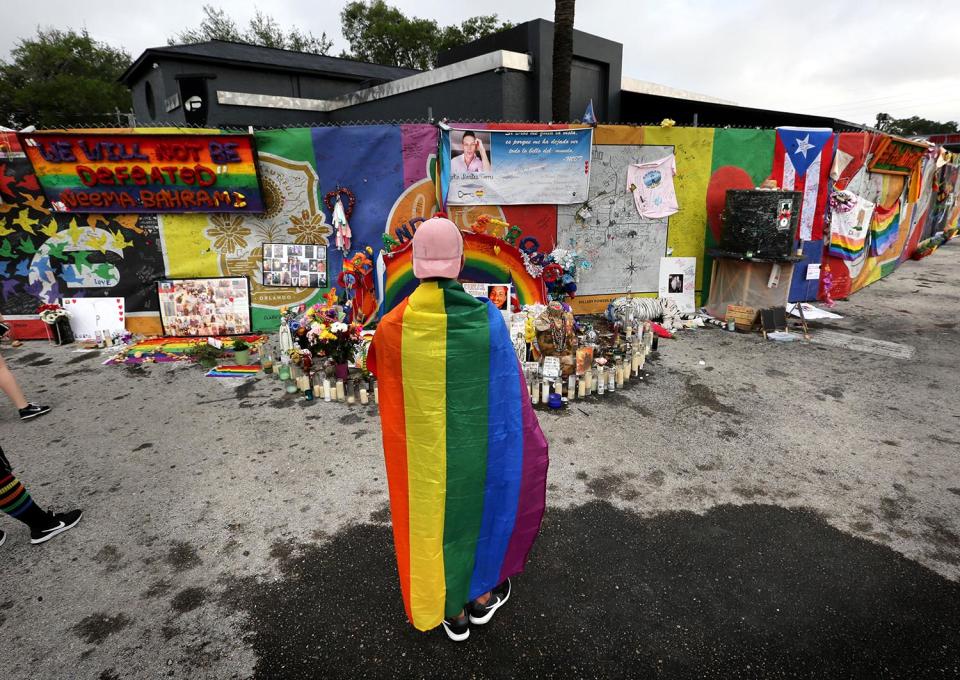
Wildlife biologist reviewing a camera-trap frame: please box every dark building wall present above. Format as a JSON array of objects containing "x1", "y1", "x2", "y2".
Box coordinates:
[
  {"x1": 438, "y1": 19, "x2": 622, "y2": 123},
  {"x1": 326, "y1": 72, "x2": 511, "y2": 123}
]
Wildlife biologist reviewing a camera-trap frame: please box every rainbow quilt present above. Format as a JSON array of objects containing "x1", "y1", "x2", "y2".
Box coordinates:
[
  {"x1": 104, "y1": 335, "x2": 265, "y2": 365},
  {"x1": 368, "y1": 279, "x2": 549, "y2": 631}
]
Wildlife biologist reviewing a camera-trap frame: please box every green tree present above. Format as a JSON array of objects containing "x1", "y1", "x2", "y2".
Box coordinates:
[
  {"x1": 876, "y1": 113, "x2": 959, "y2": 137},
  {"x1": 169, "y1": 5, "x2": 333, "y2": 55},
  {"x1": 0, "y1": 28, "x2": 132, "y2": 128},
  {"x1": 340, "y1": 0, "x2": 513, "y2": 70}
]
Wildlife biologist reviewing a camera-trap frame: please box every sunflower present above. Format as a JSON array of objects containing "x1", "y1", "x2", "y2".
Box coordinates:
[
  {"x1": 207, "y1": 214, "x2": 252, "y2": 253},
  {"x1": 288, "y1": 210, "x2": 332, "y2": 245}
]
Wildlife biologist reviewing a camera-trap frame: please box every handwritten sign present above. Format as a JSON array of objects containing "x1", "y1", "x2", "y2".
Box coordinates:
[
  {"x1": 442, "y1": 127, "x2": 593, "y2": 205},
  {"x1": 18, "y1": 132, "x2": 264, "y2": 213}
]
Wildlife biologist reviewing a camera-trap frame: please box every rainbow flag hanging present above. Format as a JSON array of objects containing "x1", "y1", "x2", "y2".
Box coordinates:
[
  {"x1": 870, "y1": 201, "x2": 900, "y2": 256},
  {"x1": 368, "y1": 279, "x2": 549, "y2": 631}
]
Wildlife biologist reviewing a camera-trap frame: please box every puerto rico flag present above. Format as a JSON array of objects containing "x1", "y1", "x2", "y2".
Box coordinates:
[{"x1": 772, "y1": 127, "x2": 835, "y2": 241}]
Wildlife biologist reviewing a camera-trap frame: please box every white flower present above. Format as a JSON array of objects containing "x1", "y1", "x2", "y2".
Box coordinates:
[{"x1": 331, "y1": 322, "x2": 348, "y2": 333}]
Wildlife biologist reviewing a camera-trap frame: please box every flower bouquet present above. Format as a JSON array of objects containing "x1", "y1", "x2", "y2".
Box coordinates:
[
  {"x1": 293, "y1": 301, "x2": 363, "y2": 379},
  {"x1": 540, "y1": 248, "x2": 590, "y2": 302},
  {"x1": 37, "y1": 303, "x2": 74, "y2": 345}
]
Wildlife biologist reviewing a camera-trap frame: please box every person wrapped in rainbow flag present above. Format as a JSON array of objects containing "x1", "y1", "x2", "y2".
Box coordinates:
[{"x1": 368, "y1": 215, "x2": 549, "y2": 642}]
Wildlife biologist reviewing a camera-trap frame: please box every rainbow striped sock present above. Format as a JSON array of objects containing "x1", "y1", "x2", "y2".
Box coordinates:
[{"x1": 0, "y1": 472, "x2": 35, "y2": 521}]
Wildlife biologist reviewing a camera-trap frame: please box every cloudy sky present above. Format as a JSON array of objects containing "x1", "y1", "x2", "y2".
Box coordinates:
[{"x1": 3, "y1": 0, "x2": 957, "y2": 126}]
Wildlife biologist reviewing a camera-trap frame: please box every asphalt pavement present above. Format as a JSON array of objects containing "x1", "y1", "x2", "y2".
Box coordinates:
[{"x1": 2, "y1": 240, "x2": 959, "y2": 679}]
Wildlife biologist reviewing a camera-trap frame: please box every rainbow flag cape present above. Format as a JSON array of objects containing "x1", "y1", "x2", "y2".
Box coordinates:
[{"x1": 368, "y1": 279, "x2": 549, "y2": 631}]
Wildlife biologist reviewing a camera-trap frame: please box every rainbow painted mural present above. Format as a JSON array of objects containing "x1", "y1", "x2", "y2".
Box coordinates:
[
  {"x1": 382, "y1": 232, "x2": 547, "y2": 313},
  {"x1": 19, "y1": 131, "x2": 263, "y2": 213}
]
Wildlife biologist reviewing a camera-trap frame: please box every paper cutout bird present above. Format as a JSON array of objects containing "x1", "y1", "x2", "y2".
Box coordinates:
[
  {"x1": 20, "y1": 193, "x2": 49, "y2": 214},
  {"x1": 0, "y1": 239, "x2": 13, "y2": 258},
  {"x1": 86, "y1": 232, "x2": 108, "y2": 253},
  {"x1": 0, "y1": 261, "x2": 8, "y2": 277},
  {"x1": 46, "y1": 242, "x2": 68, "y2": 261},
  {"x1": 17, "y1": 238, "x2": 37, "y2": 255},
  {"x1": 60, "y1": 266, "x2": 85, "y2": 286},
  {"x1": 93, "y1": 263, "x2": 114, "y2": 280},
  {"x1": 1, "y1": 279, "x2": 19, "y2": 299},
  {"x1": 86, "y1": 214, "x2": 109, "y2": 228},
  {"x1": 111, "y1": 229, "x2": 134, "y2": 251},
  {"x1": 65, "y1": 219, "x2": 85, "y2": 245},
  {"x1": 114, "y1": 214, "x2": 144, "y2": 234},
  {"x1": 39, "y1": 220, "x2": 60, "y2": 238},
  {"x1": 0, "y1": 223, "x2": 13, "y2": 236},
  {"x1": 71, "y1": 250, "x2": 92, "y2": 269},
  {"x1": 13, "y1": 209, "x2": 38, "y2": 235},
  {"x1": 15, "y1": 259, "x2": 30, "y2": 277}
]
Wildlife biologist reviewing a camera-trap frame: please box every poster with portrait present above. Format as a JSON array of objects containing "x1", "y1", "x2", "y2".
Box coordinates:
[
  {"x1": 441, "y1": 127, "x2": 593, "y2": 205},
  {"x1": 157, "y1": 277, "x2": 251, "y2": 336},
  {"x1": 462, "y1": 282, "x2": 513, "y2": 326},
  {"x1": 658, "y1": 257, "x2": 696, "y2": 314},
  {"x1": 261, "y1": 242, "x2": 327, "y2": 288}
]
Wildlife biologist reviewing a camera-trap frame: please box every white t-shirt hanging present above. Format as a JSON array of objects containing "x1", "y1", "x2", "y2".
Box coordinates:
[{"x1": 627, "y1": 154, "x2": 680, "y2": 219}]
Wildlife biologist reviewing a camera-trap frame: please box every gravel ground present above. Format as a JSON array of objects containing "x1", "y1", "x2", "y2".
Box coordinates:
[{"x1": 2, "y1": 240, "x2": 959, "y2": 679}]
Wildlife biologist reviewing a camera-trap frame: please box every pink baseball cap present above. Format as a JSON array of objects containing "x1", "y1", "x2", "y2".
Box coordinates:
[{"x1": 412, "y1": 215, "x2": 463, "y2": 279}]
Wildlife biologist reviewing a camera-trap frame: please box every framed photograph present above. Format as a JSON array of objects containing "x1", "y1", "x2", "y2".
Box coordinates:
[
  {"x1": 157, "y1": 277, "x2": 251, "y2": 337},
  {"x1": 463, "y1": 282, "x2": 513, "y2": 325},
  {"x1": 262, "y1": 242, "x2": 326, "y2": 288}
]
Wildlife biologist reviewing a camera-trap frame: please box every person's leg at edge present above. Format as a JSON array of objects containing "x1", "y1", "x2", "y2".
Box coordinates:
[
  {"x1": 0, "y1": 445, "x2": 82, "y2": 543},
  {"x1": 0, "y1": 353, "x2": 29, "y2": 409}
]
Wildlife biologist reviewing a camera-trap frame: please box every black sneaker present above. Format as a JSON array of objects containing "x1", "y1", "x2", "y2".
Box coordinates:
[
  {"x1": 31, "y1": 509, "x2": 83, "y2": 545},
  {"x1": 467, "y1": 578, "x2": 511, "y2": 625},
  {"x1": 19, "y1": 403, "x2": 51, "y2": 420},
  {"x1": 440, "y1": 614, "x2": 470, "y2": 642},
  {"x1": 0, "y1": 529, "x2": 5, "y2": 547}
]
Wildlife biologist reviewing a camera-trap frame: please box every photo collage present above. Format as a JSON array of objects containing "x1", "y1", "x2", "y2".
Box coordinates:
[
  {"x1": 158, "y1": 277, "x2": 252, "y2": 336},
  {"x1": 262, "y1": 242, "x2": 327, "y2": 288}
]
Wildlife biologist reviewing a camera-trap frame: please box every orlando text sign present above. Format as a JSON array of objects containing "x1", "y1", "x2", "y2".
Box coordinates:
[{"x1": 18, "y1": 132, "x2": 265, "y2": 213}]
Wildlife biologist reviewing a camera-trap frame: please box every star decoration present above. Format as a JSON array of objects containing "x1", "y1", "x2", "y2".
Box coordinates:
[
  {"x1": 625, "y1": 258, "x2": 638, "y2": 276},
  {"x1": 13, "y1": 209, "x2": 38, "y2": 234},
  {"x1": 795, "y1": 135, "x2": 815, "y2": 158}
]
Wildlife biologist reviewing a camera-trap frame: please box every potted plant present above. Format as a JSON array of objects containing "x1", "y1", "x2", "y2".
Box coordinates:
[
  {"x1": 187, "y1": 342, "x2": 225, "y2": 368},
  {"x1": 232, "y1": 338, "x2": 251, "y2": 366}
]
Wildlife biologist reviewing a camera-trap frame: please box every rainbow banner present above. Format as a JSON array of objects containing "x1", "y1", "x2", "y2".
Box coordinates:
[
  {"x1": 381, "y1": 232, "x2": 547, "y2": 314},
  {"x1": 368, "y1": 279, "x2": 549, "y2": 631},
  {"x1": 870, "y1": 201, "x2": 900, "y2": 256},
  {"x1": 18, "y1": 131, "x2": 263, "y2": 213}
]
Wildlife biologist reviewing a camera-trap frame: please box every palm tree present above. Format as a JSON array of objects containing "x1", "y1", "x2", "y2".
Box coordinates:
[{"x1": 551, "y1": 0, "x2": 576, "y2": 122}]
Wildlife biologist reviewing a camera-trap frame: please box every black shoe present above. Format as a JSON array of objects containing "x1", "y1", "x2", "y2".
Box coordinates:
[
  {"x1": 31, "y1": 509, "x2": 82, "y2": 545},
  {"x1": 19, "y1": 403, "x2": 51, "y2": 420},
  {"x1": 0, "y1": 529, "x2": 5, "y2": 547},
  {"x1": 467, "y1": 578, "x2": 511, "y2": 625},
  {"x1": 440, "y1": 614, "x2": 470, "y2": 642}
]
